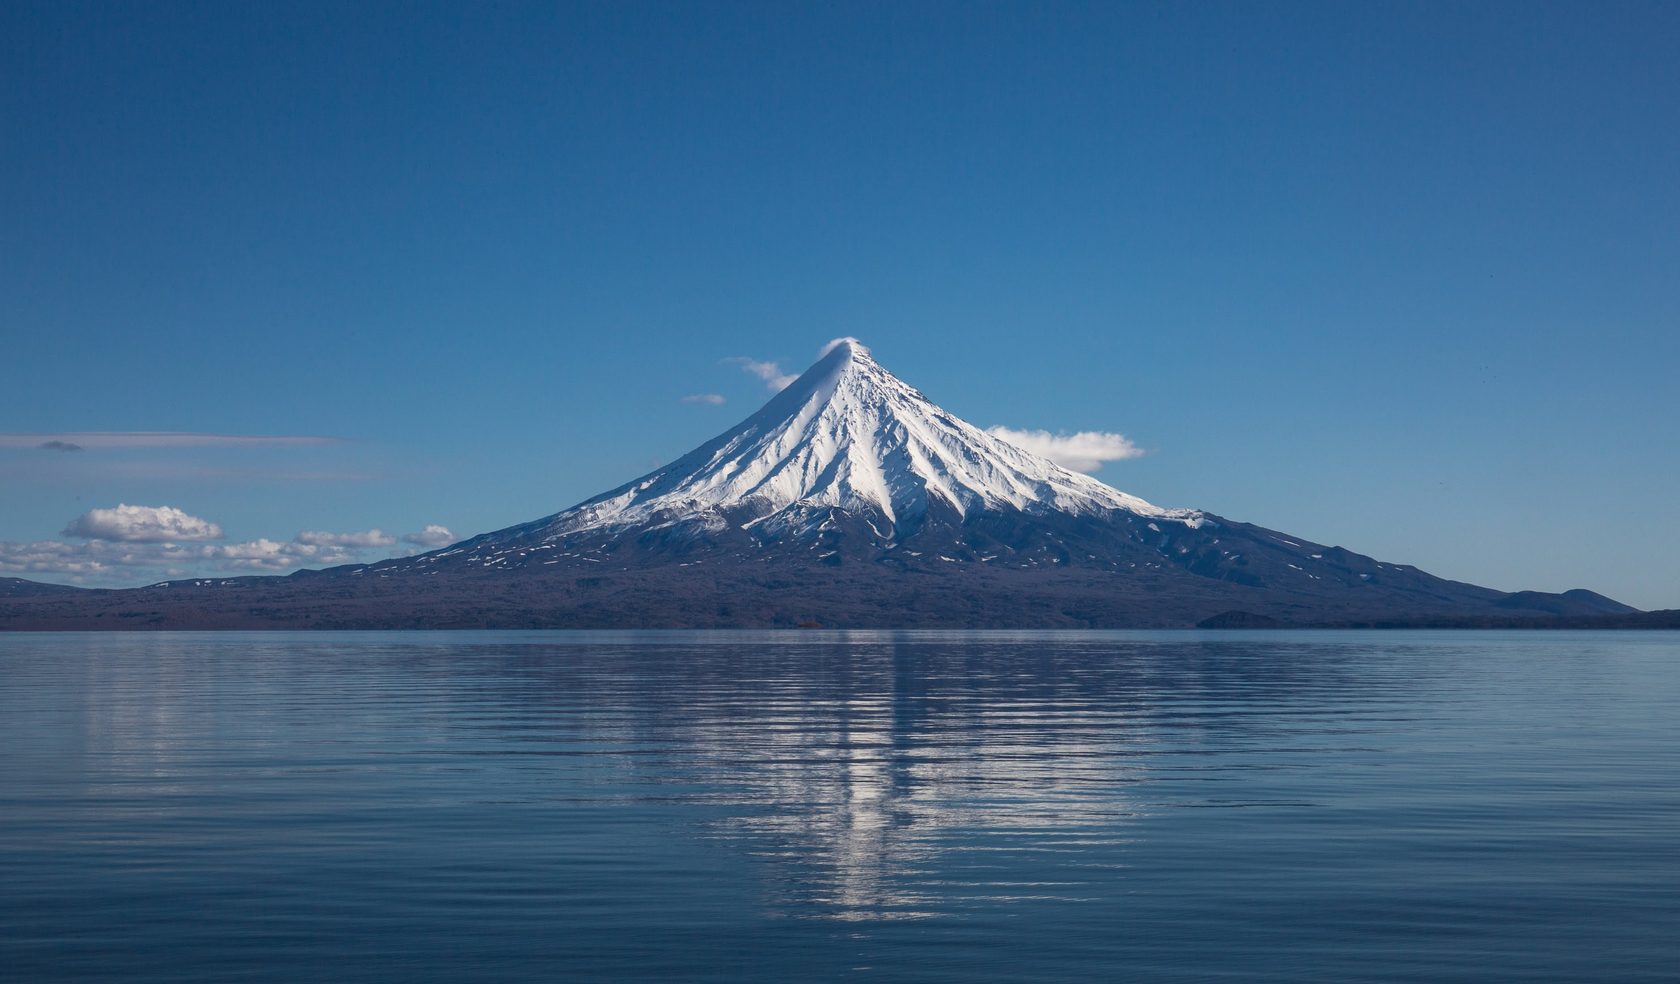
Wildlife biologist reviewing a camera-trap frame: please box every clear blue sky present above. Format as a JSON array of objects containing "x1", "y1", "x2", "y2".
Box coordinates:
[{"x1": 2, "y1": 1, "x2": 1676, "y2": 608}]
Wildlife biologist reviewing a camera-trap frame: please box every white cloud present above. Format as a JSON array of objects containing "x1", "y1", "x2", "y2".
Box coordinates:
[
  {"x1": 985, "y1": 427, "x2": 1146, "y2": 473},
  {"x1": 402, "y1": 525, "x2": 456, "y2": 548},
  {"x1": 0, "y1": 538, "x2": 220, "y2": 580},
  {"x1": 0, "y1": 539, "x2": 125, "y2": 577},
  {"x1": 64, "y1": 504, "x2": 224, "y2": 542},
  {"x1": 682, "y1": 393, "x2": 727, "y2": 405},
  {"x1": 296, "y1": 529, "x2": 395, "y2": 548},
  {"x1": 726, "y1": 357, "x2": 798, "y2": 392},
  {"x1": 0, "y1": 432, "x2": 343, "y2": 449},
  {"x1": 205, "y1": 537, "x2": 362, "y2": 571},
  {"x1": 2, "y1": 512, "x2": 463, "y2": 585}
]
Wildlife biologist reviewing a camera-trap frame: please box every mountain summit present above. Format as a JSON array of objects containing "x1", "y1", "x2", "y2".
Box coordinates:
[
  {"x1": 0, "y1": 341, "x2": 1638, "y2": 628},
  {"x1": 493, "y1": 337, "x2": 1194, "y2": 550}
]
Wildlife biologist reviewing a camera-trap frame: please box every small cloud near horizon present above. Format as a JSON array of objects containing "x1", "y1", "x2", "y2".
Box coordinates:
[
  {"x1": 3, "y1": 509, "x2": 462, "y2": 584},
  {"x1": 682, "y1": 393, "x2": 727, "y2": 406},
  {"x1": 297, "y1": 529, "x2": 396, "y2": 548},
  {"x1": 37, "y1": 440, "x2": 84, "y2": 452},
  {"x1": 403, "y1": 525, "x2": 456, "y2": 548},
  {"x1": 985, "y1": 427, "x2": 1146, "y2": 473}
]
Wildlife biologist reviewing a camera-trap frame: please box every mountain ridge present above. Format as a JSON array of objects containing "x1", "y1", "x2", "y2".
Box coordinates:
[{"x1": 0, "y1": 341, "x2": 1641, "y2": 629}]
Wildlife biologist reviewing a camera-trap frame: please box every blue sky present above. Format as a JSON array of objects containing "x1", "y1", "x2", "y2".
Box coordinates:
[{"x1": 2, "y1": 1, "x2": 1676, "y2": 607}]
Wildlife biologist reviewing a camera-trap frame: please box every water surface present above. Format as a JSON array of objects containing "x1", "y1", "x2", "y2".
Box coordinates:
[{"x1": 2, "y1": 631, "x2": 1676, "y2": 982}]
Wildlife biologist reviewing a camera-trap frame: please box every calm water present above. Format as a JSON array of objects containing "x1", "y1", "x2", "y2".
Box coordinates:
[{"x1": 2, "y1": 631, "x2": 1676, "y2": 982}]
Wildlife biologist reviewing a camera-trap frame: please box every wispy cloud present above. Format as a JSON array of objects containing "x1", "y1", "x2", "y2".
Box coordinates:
[
  {"x1": 725, "y1": 357, "x2": 798, "y2": 392},
  {"x1": 817, "y1": 336, "x2": 867, "y2": 358},
  {"x1": 682, "y1": 393, "x2": 727, "y2": 406},
  {"x1": 64, "y1": 504, "x2": 224, "y2": 542},
  {"x1": 296, "y1": 529, "x2": 395, "y2": 548},
  {"x1": 0, "y1": 460, "x2": 385, "y2": 483},
  {"x1": 0, "y1": 432, "x2": 345, "y2": 450},
  {"x1": 985, "y1": 427, "x2": 1146, "y2": 473}
]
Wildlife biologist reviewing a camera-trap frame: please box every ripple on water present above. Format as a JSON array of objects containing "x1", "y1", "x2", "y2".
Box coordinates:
[{"x1": 1, "y1": 630, "x2": 1677, "y2": 983}]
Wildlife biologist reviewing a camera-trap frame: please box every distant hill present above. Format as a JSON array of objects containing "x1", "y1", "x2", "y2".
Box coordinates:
[{"x1": 0, "y1": 577, "x2": 85, "y2": 599}]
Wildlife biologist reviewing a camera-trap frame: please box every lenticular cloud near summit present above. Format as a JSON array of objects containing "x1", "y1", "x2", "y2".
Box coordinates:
[{"x1": 983, "y1": 427, "x2": 1145, "y2": 473}]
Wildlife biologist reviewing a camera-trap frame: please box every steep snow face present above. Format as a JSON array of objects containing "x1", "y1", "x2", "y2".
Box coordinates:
[{"x1": 539, "y1": 339, "x2": 1201, "y2": 540}]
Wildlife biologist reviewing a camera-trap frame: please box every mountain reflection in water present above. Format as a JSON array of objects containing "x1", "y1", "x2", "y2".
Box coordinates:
[
  {"x1": 438, "y1": 632, "x2": 1405, "y2": 920},
  {"x1": 4, "y1": 630, "x2": 1676, "y2": 984}
]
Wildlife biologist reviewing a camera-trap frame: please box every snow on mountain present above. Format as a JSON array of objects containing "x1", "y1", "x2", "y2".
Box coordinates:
[
  {"x1": 517, "y1": 338, "x2": 1200, "y2": 545},
  {"x1": 4, "y1": 339, "x2": 1640, "y2": 627}
]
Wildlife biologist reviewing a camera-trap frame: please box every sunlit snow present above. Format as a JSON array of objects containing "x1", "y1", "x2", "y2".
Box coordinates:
[{"x1": 523, "y1": 339, "x2": 1201, "y2": 545}]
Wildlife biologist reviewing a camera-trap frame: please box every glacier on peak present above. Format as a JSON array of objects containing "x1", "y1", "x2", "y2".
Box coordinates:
[{"x1": 525, "y1": 339, "x2": 1201, "y2": 544}]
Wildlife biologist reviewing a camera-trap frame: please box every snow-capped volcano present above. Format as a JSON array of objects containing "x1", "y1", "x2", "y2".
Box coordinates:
[
  {"x1": 1, "y1": 337, "x2": 1639, "y2": 628},
  {"x1": 521, "y1": 338, "x2": 1199, "y2": 545}
]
